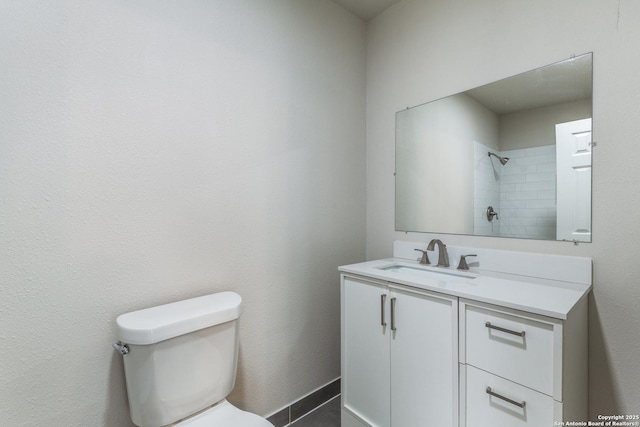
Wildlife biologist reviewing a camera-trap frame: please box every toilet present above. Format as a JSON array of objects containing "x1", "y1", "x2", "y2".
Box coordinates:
[{"x1": 113, "y1": 291, "x2": 274, "y2": 427}]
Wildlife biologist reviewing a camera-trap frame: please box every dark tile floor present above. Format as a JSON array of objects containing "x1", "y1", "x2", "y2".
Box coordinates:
[{"x1": 289, "y1": 395, "x2": 340, "y2": 427}]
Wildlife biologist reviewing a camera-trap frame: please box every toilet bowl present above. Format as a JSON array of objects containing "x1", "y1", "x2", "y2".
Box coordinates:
[
  {"x1": 177, "y1": 400, "x2": 273, "y2": 427},
  {"x1": 114, "y1": 292, "x2": 274, "y2": 427}
]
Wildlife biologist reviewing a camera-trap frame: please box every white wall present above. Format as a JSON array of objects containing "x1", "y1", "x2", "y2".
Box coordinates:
[
  {"x1": 0, "y1": 1, "x2": 366, "y2": 425},
  {"x1": 367, "y1": 0, "x2": 640, "y2": 417}
]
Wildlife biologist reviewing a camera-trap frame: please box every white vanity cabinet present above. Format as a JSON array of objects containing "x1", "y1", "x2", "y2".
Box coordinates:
[
  {"x1": 341, "y1": 274, "x2": 458, "y2": 427},
  {"x1": 340, "y1": 242, "x2": 591, "y2": 427},
  {"x1": 459, "y1": 299, "x2": 588, "y2": 426}
]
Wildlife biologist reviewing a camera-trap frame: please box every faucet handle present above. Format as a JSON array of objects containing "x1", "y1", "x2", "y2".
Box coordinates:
[
  {"x1": 457, "y1": 254, "x2": 477, "y2": 270},
  {"x1": 414, "y1": 249, "x2": 430, "y2": 265}
]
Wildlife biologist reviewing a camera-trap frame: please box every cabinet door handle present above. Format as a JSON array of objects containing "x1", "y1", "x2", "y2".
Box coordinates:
[
  {"x1": 380, "y1": 294, "x2": 387, "y2": 327},
  {"x1": 485, "y1": 321, "x2": 525, "y2": 337},
  {"x1": 390, "y1": 297, "x2": 397, "y2": 331},
  {"x1": 486, "y1": 387, "x2": 526, "y2": 408}
]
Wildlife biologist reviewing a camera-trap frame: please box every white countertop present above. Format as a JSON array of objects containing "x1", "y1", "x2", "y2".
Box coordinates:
[{"x1": 339, "y1": 257, "x2": 591, "y2": 320}]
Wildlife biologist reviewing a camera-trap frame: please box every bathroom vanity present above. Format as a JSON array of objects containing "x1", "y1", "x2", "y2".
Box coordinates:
[{"x1": 340, "y1": 241, "x2": 591, "y2": 427}]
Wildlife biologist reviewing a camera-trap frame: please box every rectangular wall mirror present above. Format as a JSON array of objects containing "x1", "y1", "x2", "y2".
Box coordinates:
[{"x1": 395, "y1": 53, "x2": 593, "y2": 242}]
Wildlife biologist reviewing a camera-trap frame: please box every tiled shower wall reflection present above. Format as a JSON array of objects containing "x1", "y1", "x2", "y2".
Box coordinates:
[
  {"x1": 474, "y1": 142, "x2": 501, "y2": 237},
  {"x1": 474, "y1": 143, "x2": 556, "y2": 240}
]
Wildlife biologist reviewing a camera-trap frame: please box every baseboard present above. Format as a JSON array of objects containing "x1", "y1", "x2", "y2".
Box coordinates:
[{"x1": 266, "y1": 378, "x2": 341, "y2": 427}]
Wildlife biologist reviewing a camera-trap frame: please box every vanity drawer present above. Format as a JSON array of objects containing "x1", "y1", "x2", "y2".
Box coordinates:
[
  {"x1": 463, "y1": 303, "x2": 556, "y2": 395},
  {"x1": 462, "y1": 365, "x2": 554, "y2": 427}
]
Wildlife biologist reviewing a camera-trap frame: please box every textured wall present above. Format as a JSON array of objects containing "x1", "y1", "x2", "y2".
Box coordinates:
[
  {"x1": 0, "y1": 1, "x2": 366, "y2": 425},
  {"x1": 366, "y1": 0, "x2": 640, "y2": 417}
]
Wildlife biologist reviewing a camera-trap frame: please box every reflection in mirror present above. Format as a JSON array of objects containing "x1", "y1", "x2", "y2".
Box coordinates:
[{"x1": 395, "y1": 53, "x2": 593, "y2": 242}]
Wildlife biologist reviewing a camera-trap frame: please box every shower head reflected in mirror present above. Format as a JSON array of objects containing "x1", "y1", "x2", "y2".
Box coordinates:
[{"x1": 488, "y1": 151, "x2": 510, "y2": 165}]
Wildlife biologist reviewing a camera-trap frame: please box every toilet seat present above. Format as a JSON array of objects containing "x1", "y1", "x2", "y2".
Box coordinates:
[{"x1": 176, "y1": 400, "x2": 274, "y2": 427}]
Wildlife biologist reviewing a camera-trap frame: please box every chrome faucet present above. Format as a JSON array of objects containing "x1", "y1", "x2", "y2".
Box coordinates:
[{"x1": 427, "y1": 239, "x2": 450, "y2": 267}]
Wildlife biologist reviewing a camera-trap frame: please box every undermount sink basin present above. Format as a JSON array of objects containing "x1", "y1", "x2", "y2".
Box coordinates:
[{"x1": 377, "y1": 263, "x2": 478, "y2": 280}]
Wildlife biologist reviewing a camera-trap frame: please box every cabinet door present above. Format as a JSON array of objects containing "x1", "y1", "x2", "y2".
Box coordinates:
[
  {"x1": 342, "y1": 276, "x2": 390, "y2": 427},
  {"x1": 390, "y1": 286, "x2": 458, "y2": 427}
]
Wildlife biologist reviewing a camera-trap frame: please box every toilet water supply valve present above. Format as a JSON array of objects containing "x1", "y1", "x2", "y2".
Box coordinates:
[{"x1": 113, "y1": 341, "x2": 130, "y2": 355}]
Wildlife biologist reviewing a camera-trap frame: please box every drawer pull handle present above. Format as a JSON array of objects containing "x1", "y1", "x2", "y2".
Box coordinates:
[
  {"x1": 486, "y1": 387, "x2": 526, "y2": 408},
  {"x1": 485, "y1": 321, "x2": 525, "y2": 337},
  {"x1": 390, "y1": 297, "x2": 397, "y2": 331},
  {"x1": 381, "y1": 294, "x2": 387, "y2": 327}
]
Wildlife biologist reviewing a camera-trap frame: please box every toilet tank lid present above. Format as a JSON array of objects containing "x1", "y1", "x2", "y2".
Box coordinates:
[{"x1": 115, "y1": 292, "x2": 242, "y2": 345}]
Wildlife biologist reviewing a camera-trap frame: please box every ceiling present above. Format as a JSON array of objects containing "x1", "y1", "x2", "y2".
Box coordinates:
[
  {"x1": 466, "y1": 54, "x2": 593, "y2": 115},
  {"x1": 332, "y1": 0, "x2": 401, "y2": 21}
]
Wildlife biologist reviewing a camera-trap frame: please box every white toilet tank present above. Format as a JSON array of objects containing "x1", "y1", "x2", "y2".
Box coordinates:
[{"x1": 115, "y1": 292, "x2": 243, "y2": 427}]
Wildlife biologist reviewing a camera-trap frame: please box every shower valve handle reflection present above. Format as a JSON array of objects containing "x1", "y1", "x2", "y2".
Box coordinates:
[{"x1": 487, "y1": 206, "x2": 499, "y2": 221}]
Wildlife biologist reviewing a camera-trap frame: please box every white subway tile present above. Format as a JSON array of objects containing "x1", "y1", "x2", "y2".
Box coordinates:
[
  {"x1": 517, "y1": 181, "x2": 554, "y2": 191},
  {"x1": 537, "y1": 190, "x2": 556, "y2": 200},
  {"x1": 526, "y1": 171, "x2": 555, "y2": 182},
  {"x1": 500, "y1": 200, "x2": 527, "y2": 209},
  {"x1": 500, "y1": 174, "x2": 527, "y2": 184},
  {"x1": 526, "y1": 199, "x2": 556, "y2": 208}
]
